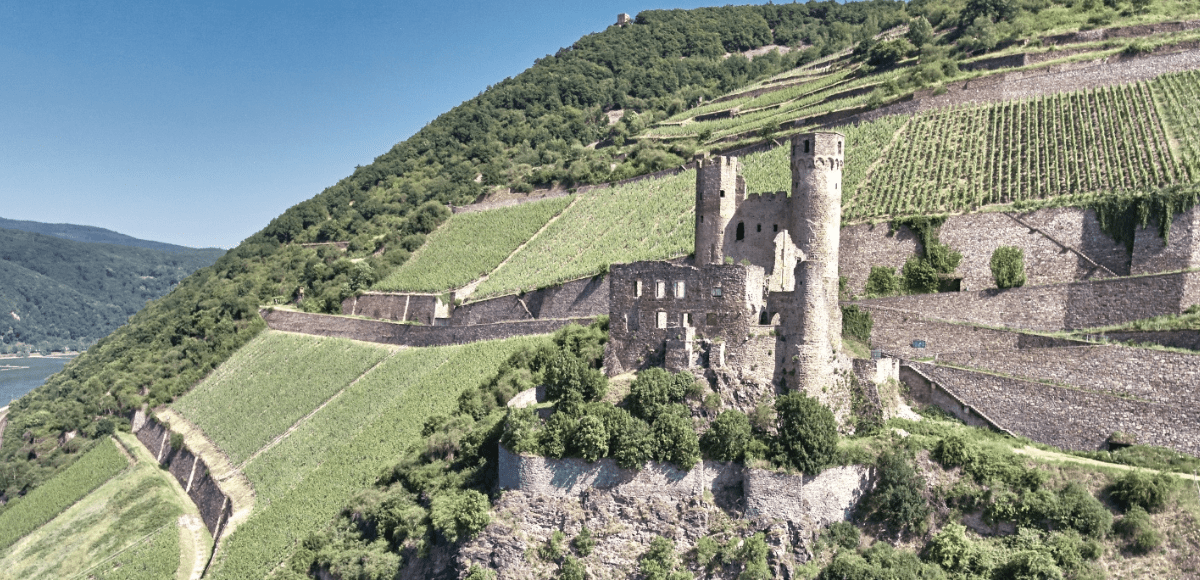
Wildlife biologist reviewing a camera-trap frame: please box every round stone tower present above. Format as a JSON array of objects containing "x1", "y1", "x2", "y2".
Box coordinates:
[
  {"x1": 787, "y1": 132, "x2": 844, "y2": 394},
  {"x1": 695, "y1": 156, "x2": 741, "y2": 267}
]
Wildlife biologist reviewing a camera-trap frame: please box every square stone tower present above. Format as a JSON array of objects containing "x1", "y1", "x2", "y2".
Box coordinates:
[{"x1": 695, "y1": 156, "x2": 743, "y2": 267}]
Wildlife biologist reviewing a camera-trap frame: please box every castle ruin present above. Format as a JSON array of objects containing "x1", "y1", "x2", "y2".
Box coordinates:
[{"x1": 605, "y1": 132, "x2": 853, "y2": 400}]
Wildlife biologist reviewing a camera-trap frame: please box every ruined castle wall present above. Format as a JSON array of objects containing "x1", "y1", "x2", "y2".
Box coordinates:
[
  {"x1": 497, "y1": 444, "x2": 743, "y2": 498},
  {"x1": 937, "y1": 345, "x2": 1200, "y2": 407},
  {"x1": 853, "y1": 271, "x2": 1199, "y2": 332},
  {"x1": 915, "y1": 363, "x2": 1200, "y2": 455},
  {"x1": 900, "y1": 364, "x2": 1006, "y2": 432},
  {"x1": 134, "y1": 416, "x2": 232, "y2": 539},
  {"x1": 262, "y1": 309, "x2": 592, "y2": 348},
  {"x1": 863, "y1": 306, "x2": 1091, "y2": 358},
  {"x1": 723, "y1": 193, "x2": 793, "y2": 287},
  {"x1": 1132, "y1": 205, "x2": 1200, "y2": 275},
  {"x1": 450, "y1": 296, "x2": 533, "y2": 326},
  {"x1": 605, "y1": 262, "x2": 761, "y2": 375},
  {"x1": 743, "y1": 466, "x2": 874, "y2": 527}
]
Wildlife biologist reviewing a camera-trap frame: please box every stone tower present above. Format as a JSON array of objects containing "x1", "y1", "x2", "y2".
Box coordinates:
[
  {"x1": 785, "y1": 131, "x2": 845, "y2": 394},
  {"x1": 695, "y1": 156, "x2": 741, "y2": 267}
]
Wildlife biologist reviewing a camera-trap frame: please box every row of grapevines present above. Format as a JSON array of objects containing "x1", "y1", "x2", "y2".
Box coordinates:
[
  {"x1": 208, "y1": 336, "x2": 545, "y2": 580},
  {"x1": 89, "y1": 524, "x2": 180, "y2": 580},
  {"x1": 172, "y1": 331, "x2": 390, "y2": 465},
  {"x1": 850, "y1": 79, "x2": 1181, "y2": 219},
  {"x1": 473, "y1": 170, "x2": 696, "y2": 298},
  {"x1": 1149, "y1": 70, "x2": 1200, "y2": 182},
  {"x1": 0, "y1": 437, "x2": 128, "y2": 549},
  {"x1": 373, "y1": 195, "x2": 573, "y2": 293}
]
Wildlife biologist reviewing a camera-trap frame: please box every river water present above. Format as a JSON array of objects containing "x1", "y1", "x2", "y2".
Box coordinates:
[{"x1": 0, "y1": 356, "x2": 73, "y2": 407}]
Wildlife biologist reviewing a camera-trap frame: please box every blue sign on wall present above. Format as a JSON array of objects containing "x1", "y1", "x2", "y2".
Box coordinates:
[{"x1": 911, "y1": 340, "x2": 926, "y2": 349}]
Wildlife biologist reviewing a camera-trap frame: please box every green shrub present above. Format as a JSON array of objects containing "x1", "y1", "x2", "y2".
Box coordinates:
[
  {"x1": 991, "y1": 246, "x2": 1026, "y2": 289},
  {"x1": 693, "y1": 536, "x2": 720, "y2": 567},
  {"x1": 1110, "y1": 470, "x2": 1177, "y2": 512},
  {"x1": 737, "y1": 533, "x2": 771, "y2": 580},
  {"x1": 639, "y1": 536, "x2": 692, "y2": 580},
  {"x1": 865, "y1": 266, "x2": 901, "y2": 296},
  {"x1": 773, "y1": 392, "x2": 838, "y2": 474},
  {"x1": 821, "y1": 542, "x2": 943, "y2": 579},
  {"x1": 538, "y1": 413, "x2": 578, "y2": 458},
  {"x1": 841, "y1": 306, "x2": 873, "y2": 343},
  {"x1": 995, "y1": 550, "x2": 1063, "y2": 580},
  {"x1": 825, "y1": 521, "x2": 860, "y2": 550},
  {"x1": 464, "y1": 565, "x2": 495, "y2": 580},
  {"x1": 560, "y1": 555, "x2": 586, "y2": 580},
  {"x1": 629, "y1": 368, "x2": 696, "y2": 422},
  {"x1": 902, "y1": 256, "x2": 939, "y2": 294},
  {"x1": 539, "y1": 530, "x2": 565, "y2": 561},
  {"x1": 861, "y1": 449, "x2": 930, "y2": 535},
  {"x1": 652, "y1": 411, "x2": 701, "y2": 470},
  {"x1": 572, "y1": 526, "x2": 595, "y2": 557},
  {"x1": 1054, "y1": 483, "x2": 1111, "y2": 539},
  {"x1": 925, "y1": 523, "x2": 982, "y2": 574},
  {"x1": 501, "y1": 407, "x2": 541, "y2": 453},
  {"x1": 1114, "y1": 506, "x2": 1161, "y2": 554},
  {"x1": 430, "y1": 490, "x2": 490, "y2": 543},
  {"x1": 170, "y1": 431, "x2": 184, "y2": 452},
  {"x1": 544, "y1": 350, "x2": 607, "y2": 402},
  {"x1": 700, "y1": 410, "x2": 752, "y2": 462},
  {"x1": 611, "y1": 414, "x2": 656, "y2": 469},
  {"x1": 575, "y1": 415, "x2": 609, "y2": 462}
]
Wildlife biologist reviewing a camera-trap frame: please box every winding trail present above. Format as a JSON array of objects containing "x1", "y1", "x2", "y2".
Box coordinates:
[{"x1": 1014, "y1": 445, "x2": 1200, "y2": 482}]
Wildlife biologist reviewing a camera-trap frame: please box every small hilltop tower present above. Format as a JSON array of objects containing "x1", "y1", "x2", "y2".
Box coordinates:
[
  {"x1": 694, "y1": 156, "x2": 745, "y2": 267},
  {"x1": 783, "y1": 131, "x2": 845, "y2": 395}
]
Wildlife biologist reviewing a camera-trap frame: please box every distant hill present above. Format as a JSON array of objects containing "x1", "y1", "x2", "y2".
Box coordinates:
[
  {"x1": 0, "y1": 217, "x2": 223, "y2": 254},
  {"x1": 0, "y1": 227, "x2": 224, "y2": 354}
]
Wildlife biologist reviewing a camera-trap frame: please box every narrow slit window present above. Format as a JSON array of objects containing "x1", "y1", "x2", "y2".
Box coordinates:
[
  {"x1": 719, "y1": 189, "x2": 725, "y2": 198},
  {"x1": 736, "y1": 222, "x2": 745, "y2": 241},
  {"x1": 683, "y1": 313, "x2": 691, "y2": 327},
  {"x1": 635, "y1": 280, "x2": 643, "y2": 297},
  {"x1": 756, "y1": 224, "x2": 762, "y2": 233},
  {"x1": 803, "y1": 139, "x2": 810, "y2": 153},
  {"x1": 773, "y1": 224, "x2": 778, "y2": 232}
]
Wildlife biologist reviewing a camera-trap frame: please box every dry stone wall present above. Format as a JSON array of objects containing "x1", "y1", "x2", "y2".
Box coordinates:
[
  {"x1": 900, "y1": 364, "x2": 1008, "y2": 433},
  {"x1": 853, "y1": 271, "x2": 1200, "y2": 332},
  {"x1": 744, "y1": 465, "x2": 874, "y2": 527},
  {"x1": 133, "y1": 415, "x2": 233, "y2": 539},
  {"x1": 261, "y1": 309, "x2": 592, "y2": 348},
  {"x1": 452, "y1": 275, "x2": 609, "y2": 326},
  {"x1": 863, "y1": 306, "x2": 1090, "y2": 358},
  {"x1": 1102, "y1": 329, "x2": 1200, "y2": 351},
  {"x1": 938, "y1": 345, "x2": 1200, "y2": 407},
  {"x1": 1132, "y1": 205, "x2": 1200, "y2": 275},
  {"x1": 914, "y1": 363, "x2": 1200, "y2": 455},
  {"x1": 342, "y1": 293, "x2": 447, "y2": 326}
]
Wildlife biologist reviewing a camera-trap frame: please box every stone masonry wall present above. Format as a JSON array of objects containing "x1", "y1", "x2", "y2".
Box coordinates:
[
  {"x1": 900, "y1": 364, "x2": 1007, "y2": 433},
  {"x1": 863, "y1": 306, "x2": 1091, "y2": 358},
  {"x1": 743, "y1": 465, "x2": 874, "y2": 527},
  {"x1": 853, "y1": 270, "x2": 1200, "y2": 332},
  {"x1": 342, "y1": 293, "x2": 446, "y2": 325},
  {"x1": 1132, "y1": 205, "x2": 1200, "y2": 275},
  {"x1": 499, "y1": 445, "x2": 874, "y2": 528},
  {"x1": 916, "y1": 363, "x2": 1200, "y2": 455},
  {"x1": 938, "y1": 345, "x2": 1200, "y2": 407},
  {"x1": 134, "y1": 415, "x2": 233, "y2": 539},
  {"x1": 261, "y1": 309, "x2": 593, "y2": 348},
  {"x1": 1102, "y1": 329, "x2": 1200, "y2": 351},
  {"x1": 839, "y1": 207, "x2": 1129, "y2": 296},
  {"x1": 452, "y1": 275, "x2": 609, "y2": 326}
]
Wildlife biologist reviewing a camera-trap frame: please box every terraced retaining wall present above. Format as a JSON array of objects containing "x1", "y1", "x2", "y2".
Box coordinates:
[
  {"x1": 853, "y1": 270, "x2": 1200, "y2": 332},
  {"x1": 452, "y1": 275, "x2": 609, "y2": 326},
  {"x1": 1102, "y1": 329, "x2": 1200, "y2": 351},
  {"x1": 862, "y1": 306, "x2": 1090, "y2": 359},
  {"x1": 133, "y1": 415, "x2": 233, "y2": 539},
  {"x1": 911, "y1": 362, "x2": 1200, "y2": 455},
  {"x1": 261, "y1": 308, "x2": 593, "y2": 347}
]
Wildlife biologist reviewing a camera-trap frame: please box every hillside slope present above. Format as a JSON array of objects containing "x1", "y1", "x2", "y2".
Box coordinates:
[
  {"x1": 0, "y1": 228, "x2": 224, "y2": 353},
  {"x1": 0, "y1": 216, "x2": 224, "y2": 254}
]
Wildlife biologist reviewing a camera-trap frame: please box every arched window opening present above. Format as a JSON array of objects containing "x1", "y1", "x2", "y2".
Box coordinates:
[{"x1": 736, "y1": 222, "x2": 745, "y2": 241}]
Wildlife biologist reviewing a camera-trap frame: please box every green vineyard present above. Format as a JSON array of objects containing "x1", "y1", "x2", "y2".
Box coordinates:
[
  {"x1": 374, "y1": 195, "x2": 573, "y2": 293},
  {"x1": 1151, "y1": 69, "x2": 1200, "y2": 180}
]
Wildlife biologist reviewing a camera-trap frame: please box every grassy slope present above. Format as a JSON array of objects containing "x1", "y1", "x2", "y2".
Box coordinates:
[
  {"x1": 172, "y1": 332, "x2": 392, "y2": 466},
  {"x1": 0, "y1": 435, "x2": 190, "y2": 580},
  {"x1": 0, "y1": 437, "x2": 129, "y2": 550},
  {"x1": 374, "y1": 195, "x2": 574, "y2": 293},
  {"x1": 204, "y1": 335, "x2": 545, "y2": 579}
]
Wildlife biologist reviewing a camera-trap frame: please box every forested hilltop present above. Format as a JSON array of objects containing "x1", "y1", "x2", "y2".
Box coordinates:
[
  {"x1": 0, "y1": 227, "x2": 223, "y2": 354},
  {"x1": 3, "y1": 0, "x2": 1199, "y2": 564}
]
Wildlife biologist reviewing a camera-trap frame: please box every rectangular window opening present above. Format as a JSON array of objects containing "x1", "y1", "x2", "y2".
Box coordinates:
[
  {"x1": 655, "y1": 280, "x2": 666, "y2": 299},
  {"x1": 711, "y1": 287, "x2": 723, "y2": 297},
  {"x1": 674, "y1": 281, "x2": 686, "y2": 299},
  {"x1": 657, "y1": 311, "x2": 668, "y2": 329},
  {"x1": 635, "y1": 280, "x2": 643, "y2": 298}
]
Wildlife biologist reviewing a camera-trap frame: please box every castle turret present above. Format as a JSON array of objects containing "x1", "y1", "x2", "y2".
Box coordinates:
[
  {"x1": 786, "y1": 132, "x2": 845, "y2": 394},
  {"x1": 695, "y1": 156, "x2": 741, "y2": 267}
]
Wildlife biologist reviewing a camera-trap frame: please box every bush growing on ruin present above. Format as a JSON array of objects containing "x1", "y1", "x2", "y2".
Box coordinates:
[
  {"x1": 865, "y1": 266, "x2": 901, "y2": 296},
  {"x1": 860, "y1": 449, "x2": 931, "y2": 535},
  {"x1": 1110, "y1": 470, "x2": 1177, "y2": 512},
  {"x1": 572, "y1": 526, "x2": 595, "y2": 557},
  {"x1": 544, "y1": 350, "x2": 607, "y2": 402},
  {"x1": 841, "y1": 305, "x2": 873, "y2": 343},
  {"x1": 639, "y1": 537, "x2": 690, "y2": 580},
  {"x1": 773, "y1": 392, "x2": 838, "y2": 474},
  {"x1": 700, "y1": 410, "x2": 752, "y2": 462},
  {"x1": 560, "y1": 556, "x2": 586, "y2": 580},
  {"x1": 652, "y1": 410, "x2": 701, "y2": 470},
  {"x1": 575, "y1": 415, "x2": 609, "y2": 462},
  {"x1": 902, "y1": 256, "x2": 940, "y2": 294},
  {"x1": 629, "y1": 368, "x2": 698, "y2": 422},
  {"x1": 991, "y1": 246, "x2": 1027, "y2": 289},
  {"x1": 430, "y1": 490, "x2": 490, "y2": 543}
]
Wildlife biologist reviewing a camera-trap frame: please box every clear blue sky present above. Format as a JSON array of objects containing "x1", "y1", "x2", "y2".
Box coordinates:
[{"x1": 0, "y1": 1, "x2": 727, "y2": 249}]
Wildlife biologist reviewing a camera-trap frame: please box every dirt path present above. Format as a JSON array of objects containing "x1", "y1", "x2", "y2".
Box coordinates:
[{"x1": 1014, "y1": 445, "x2": 1200, "y2": 481}]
